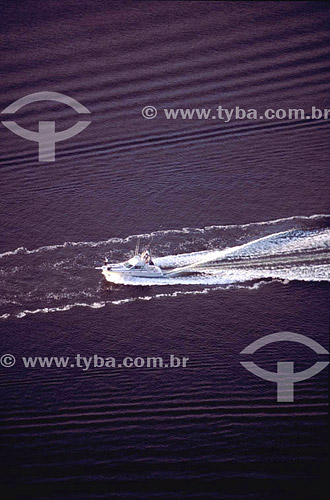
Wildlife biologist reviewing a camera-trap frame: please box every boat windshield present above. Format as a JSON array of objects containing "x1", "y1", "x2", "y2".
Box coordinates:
[{"x1": 124, "y1": 262, "x2": 133, "y2": 268}]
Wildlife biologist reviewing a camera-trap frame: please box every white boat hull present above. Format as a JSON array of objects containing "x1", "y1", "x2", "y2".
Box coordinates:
[
  {"x1": 102, "y1": 265, "x2": 163, "y2": 283},
  {"x1": 99, "y1": 250, "x2": 164, "y2": 283}
]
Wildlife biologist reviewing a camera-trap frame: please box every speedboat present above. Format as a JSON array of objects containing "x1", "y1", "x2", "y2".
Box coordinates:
[{"x1": 100, "y1": 250, "x2": 163, "y2": 282}]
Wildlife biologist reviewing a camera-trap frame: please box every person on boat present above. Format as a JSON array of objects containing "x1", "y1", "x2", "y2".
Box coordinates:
[
  {"x1": 142, "y1": 250, "x2": 154, "y2": 265},
  {"x1": 146, "y1": 250, "x2": 154, "y2": 265}
]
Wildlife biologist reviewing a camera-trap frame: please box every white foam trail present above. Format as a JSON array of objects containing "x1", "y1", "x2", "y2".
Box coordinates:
[
  {"x1": 2, "y1": 280, "x2": 269, "y2": 320},
  {"x1": 101, "y1": 263, "x2": 329, "y2": 286},
  {"x1": 159, "y1": 228, "x2": 330, "y2": 272},
  {"x1": 1, "y1": 214, "x2": 328, "y2": 259},
  {"x1": 203, "y1": 213, "x2": 329, "y2": 231},
  {"x1": 221, "y1": 264, "x2": 330, "y2": 283},
  {"x1": 15, "y1": 301, "x2": 106, "y2": 319}
]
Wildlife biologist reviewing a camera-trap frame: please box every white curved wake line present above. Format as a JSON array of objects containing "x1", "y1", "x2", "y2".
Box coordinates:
[
  {"x1": 203, "y1": 213, "x2": 329, "y2": 231},
  {"x1": 1, "y1": 281, "x2": 269, "y2": 320},
  {"x1": 0, "y1": 213, "x2": 328, "y2": 259}
]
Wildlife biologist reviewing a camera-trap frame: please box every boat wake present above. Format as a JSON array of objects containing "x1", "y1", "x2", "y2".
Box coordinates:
[{"x1": 0, "y1": 214, "x2": 329, "y2": 319}]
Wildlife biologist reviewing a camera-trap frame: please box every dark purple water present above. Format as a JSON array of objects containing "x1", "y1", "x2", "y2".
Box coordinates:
[{"x1": 0, "y1": 1, "x2": 329, "y2": 498}]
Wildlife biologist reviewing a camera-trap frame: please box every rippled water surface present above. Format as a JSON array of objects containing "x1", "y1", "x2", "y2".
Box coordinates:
[{"x1": 0, "y1": 1, "x2": 329, "y2": 499}]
